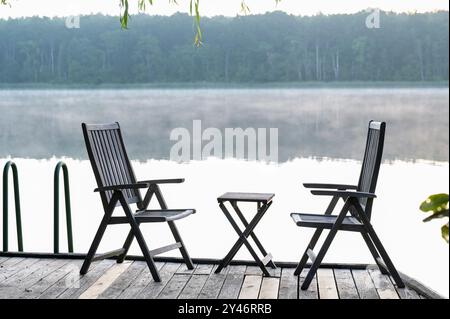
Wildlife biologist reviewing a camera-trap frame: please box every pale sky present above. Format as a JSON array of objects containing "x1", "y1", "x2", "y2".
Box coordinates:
[{"x1": 0, "y1": 0, "x2": 448, "y2": 19}]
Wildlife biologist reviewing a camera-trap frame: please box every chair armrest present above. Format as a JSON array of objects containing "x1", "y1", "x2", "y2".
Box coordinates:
[
  {"x1": 139, "y1": 178, "x2": 185, "y2": 184},
  {"x1": 94, "y1": 183, "x2": 150, "y2": 192},
  {"x1": 310, "y1": 190, "x2": 376, "y2": 198},
  {"x1": 303, "y1": 183, "x2": 358, "y2": 190}
]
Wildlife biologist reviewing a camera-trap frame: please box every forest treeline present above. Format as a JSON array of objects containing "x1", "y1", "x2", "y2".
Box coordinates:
[{"x1": 0, "y1": 11, "x2": 448, "y2": 83}]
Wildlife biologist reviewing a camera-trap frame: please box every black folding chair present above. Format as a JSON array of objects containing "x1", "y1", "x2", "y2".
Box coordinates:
[
  {"x1": 80, "y1": 123, "x2": 195, "y2": 282},
  {"x1": 291, "y1": 121, "x2": 405, "y2": 290}
]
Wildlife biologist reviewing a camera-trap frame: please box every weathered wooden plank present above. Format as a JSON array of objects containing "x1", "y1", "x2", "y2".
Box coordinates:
[
  {"x1": 178, "y1": 275, "x2": 209, "y2": 299},
  {"x1": 352, "y1": 269, "x2": 379, "y2": 299},
  {"x1": 334, "y1": 269, "x2": 359, "y2": 299},
  {"x1": 157, "y1": 274, "x2": 190, "y2": 299},
  {"x1": 1, "y1": 258, "x2": 429, "y2": 300},
  {"x1": 238, "y1": 275, "x2": 262, "y2": 299},
  {"x1": 194, "y1": 264, "x2": 214, "y2": 275},
  {"x1": 25, "y1": 260, "x2": 83, "y2": 299},
  {"x1": 389, "y1": 276, "x2": 421, "y2": 299},
  {"x1": 396, "y1": 272, "x2": 443, "y2": 300},
  {"x1": 39, "y1": 260, "x2": 99, "y2": 299},
  {"x1": 368, "y1": 268, "x2": 399, "y2": 299},
  {"x1": 38, "y1": 260, "x2": 90, "y2": 299},
  {"x1": 10, "y1": 259, "x2": 69, "y2": 299},
  {"x1": 245, "y1": 265, "x2": 281, "y2": 277},
  {"x1": 317, "y1": 269, "x2": 339, "y2": 299},
  {"x1": 259, "y1": 277, "x2": 279, "y2": 299},
  {"x1": 0, "y1": 258, "x2": 37, "y2": 282},
  {"x1": 98, "y1": 261, "x2": 146, "y2": 299},
  {"x1": 0, "y1": 258, "x2": 60, "y2": 299},
  {"x1": 298, "y1": 268, "x2": 318, "y2": 299},
  {"x1": 57, "y1": 259, "x2": 116, "y2": 299},
  {"x1": 16, "y1": 259, "x2": 68, "y2": 290},
  {"x1": 176, "y1": 264, "x2": 197, "y2": 275},
  {"x1": 278, "y1": 268, "x2": 298, "y2": 299},
  {"x1": 227, "y1": 265, "x2": 247, "y2": 274},
  {"x1": 0, "y1": 257, "x2": 25, "y2": 268},
  {"x1": 1, "y1": 258, "x2": 56, "y2": 287},
  {"x1": 0, "y1": 257, "x2": 9, "y2": 265},
  {"x1": 198, "y1": 266, "x2": 229, "y2": 299},
  {"x1": 116, "y1": 262, "x2": 165, "y2": 299},
  {"x1": 395, "y1": 286, "x2": 421, "y2": 299},
  {"x1": 0, "y1": 284, "x2": 23, "y2": 298},
  {"x1": 79, "y1": 261, "x2": 132, "y2": 299},
  {"x1": 139, "y1": 263, "x2": 181, "y2": 299},
  {"x1": 218, "y1": 266, "x2": 246, "y2": 299}
]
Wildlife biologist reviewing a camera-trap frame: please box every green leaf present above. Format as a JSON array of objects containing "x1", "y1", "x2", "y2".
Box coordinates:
[
  {"x1": 420, "y1": 193, "x2": 449, "y2": 213},
  {"x1": 192, "y1": 0, "x2": 202, "y2": 47},
  {"x1": 423, "y1": 209, "x2": 449, "y2": 222},
  {"x1": 120, "y1": 0, "x2": 129, "y2": 29},
  {"x1": 442, "y1": 223, "x2": 449, "y2": 243}
]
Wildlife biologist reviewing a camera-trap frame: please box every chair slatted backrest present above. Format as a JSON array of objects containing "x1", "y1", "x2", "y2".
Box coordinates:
[
  {"x1": 356, "y1": 121, "x2": 386, "y2": 220},
  {"x1": 82, "y1": 123, "x2": 142, "y2": 209}
]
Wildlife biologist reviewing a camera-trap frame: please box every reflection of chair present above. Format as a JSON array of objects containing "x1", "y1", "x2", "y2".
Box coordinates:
[
  {"x1": 291, "y1": 121, "x2": 405, "y2": 290},
  {"x1": 80, "y1": 123, "x2": 195, "y2": 282}
]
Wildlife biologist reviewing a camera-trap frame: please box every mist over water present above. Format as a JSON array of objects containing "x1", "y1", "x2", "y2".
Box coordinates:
[{"x1": 0, "y1": 88, "x2": 448, "y2": 162}]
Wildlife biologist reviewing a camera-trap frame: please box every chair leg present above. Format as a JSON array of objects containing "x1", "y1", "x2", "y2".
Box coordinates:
[
  {"x1": 116, "y1": 228, "x2": 136, "y2": 264},
  {"x1": 293, "y1": 228, "x2": 324, "y2": 276},
  {"x1": 348, "y1": 205, "x2": 389, "y2": 275},
  {"x1": 294, "y1": 196, "x2": 339, "y2": 276},
  {"x1": 360, "y1": 232, "x2": 389, "y2": 275},
  {"x1": 120, "y1": 196, "x2": 162, "y2": 282},
  {"x1": 365, "y1": 226, "x2": 405, "y2": 288},
  {"x1": 80, "y1": 210, "x2": 112, "y2": 275},
  {"x1": 153, "y1": 184, "x2": 194, "y2": 270},
  {"x1": 301, "y1": 229, "x2": 339, "y2": 290},
  {"x1": 301, "y1": 202, "x2": 350, "y2": 290},
  {"x1": 352, "y1": 200, "x2": 405, "y2": 288},
  {"x1": 168, "y1": 221, "x2": 194, "y2": 270}
]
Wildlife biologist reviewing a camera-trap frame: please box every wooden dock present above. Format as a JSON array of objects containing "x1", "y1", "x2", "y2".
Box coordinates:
[{"x1": 0, "y1": 256, "x2": 433, "y2": 299}]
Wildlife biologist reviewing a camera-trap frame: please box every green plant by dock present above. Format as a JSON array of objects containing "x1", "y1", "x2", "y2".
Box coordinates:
[{"x1": 420, "y1": 193, "x2": 449, "y2": 243}]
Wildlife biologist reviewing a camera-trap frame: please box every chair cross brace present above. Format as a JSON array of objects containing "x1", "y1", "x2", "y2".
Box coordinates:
[
  {"x1": 80, "y1": 183, "x2": 194, "y2": 282},
  {"x1": 294, "y1": 196, "x2": 404, "y2": 290}
]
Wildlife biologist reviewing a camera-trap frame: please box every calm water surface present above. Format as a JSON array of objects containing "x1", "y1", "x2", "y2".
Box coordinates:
[{"x1": 0, "y1": 88, "x2": 448, "y2": 161}]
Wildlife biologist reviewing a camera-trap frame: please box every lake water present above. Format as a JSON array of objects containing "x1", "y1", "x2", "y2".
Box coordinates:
[
  {"x1": 0, "y1": 88, "x2": 449, "y2": 297},
  {"x1": 0, "y1": 88, "x2": 448, "y2": 161}
]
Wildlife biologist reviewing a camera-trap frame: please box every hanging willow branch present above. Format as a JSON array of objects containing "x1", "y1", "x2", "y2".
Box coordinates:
[
  {"x1": 119, "y1": 0, "x2": 282, "y2": 46},
  {"x1": 0, "y1": 0, "x2": 282, "y2": 46},
  {"x1": 119, "y1": 0, "x2": 202, "y2": 46}
]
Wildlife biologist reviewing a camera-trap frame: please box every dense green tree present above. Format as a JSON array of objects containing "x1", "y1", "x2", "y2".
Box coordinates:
[{"x1": 0, "y1": 11, "x2": 448, "y2": 84}]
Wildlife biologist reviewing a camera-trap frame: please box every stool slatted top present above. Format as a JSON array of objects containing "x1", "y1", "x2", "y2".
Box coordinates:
[{"x1": 218, "y1": 192, "x2": 275, "y2": 204}]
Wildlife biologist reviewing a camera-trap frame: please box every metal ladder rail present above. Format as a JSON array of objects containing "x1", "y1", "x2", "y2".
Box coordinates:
[
  {"x1": 54, "y1": 161, "x2": 73, "y2": 253},
  {"x1": 2, "y1": 161, "x2": 23, "y2": 252}
]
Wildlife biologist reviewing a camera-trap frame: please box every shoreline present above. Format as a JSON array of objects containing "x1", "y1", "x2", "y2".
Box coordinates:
[
  {"x1": 1, "y1": 156, "x2": 449, "y2": 167},
  {"x1": 0, "y1": 81, "x2": 448, "y2": 90}
]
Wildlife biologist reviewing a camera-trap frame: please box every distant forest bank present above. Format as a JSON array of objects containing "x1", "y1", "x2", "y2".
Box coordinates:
[
  {"x1": 0, "y1": 11, "x2": 448, "y2": 84},
  {"x1": 0, "y1": 82, "x2": 448, "y2": 90}
]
